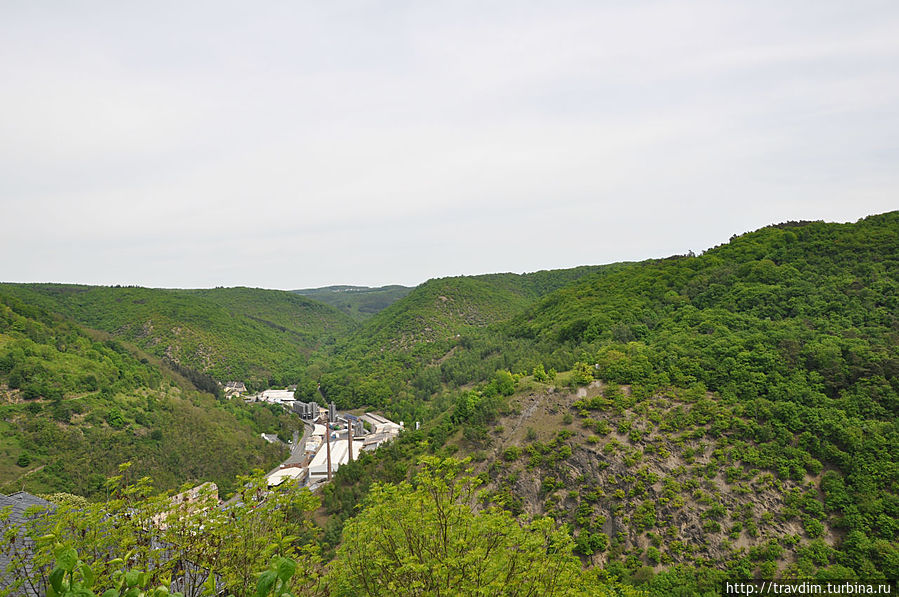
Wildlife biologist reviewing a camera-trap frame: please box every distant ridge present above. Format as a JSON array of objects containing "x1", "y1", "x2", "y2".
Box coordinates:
[
  {"x1": 0, "y1": 284, "x2": 355, "y2": 385},
  {"x1": 293, "y1": 285, "x2": 413, "y2": 321}
]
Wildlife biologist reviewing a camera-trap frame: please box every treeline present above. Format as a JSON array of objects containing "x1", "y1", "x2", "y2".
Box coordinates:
[
  {"x1": 1, "y1": 459, "x2": 640, "y2": 597},
  {"x1": 0, "y1": 284, "x2": 356, "y2": 387}
]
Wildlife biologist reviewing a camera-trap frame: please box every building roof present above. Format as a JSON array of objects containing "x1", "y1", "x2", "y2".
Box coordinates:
[
  {"x1": 259, "y1": 389, "x2": 296, "y2": 404},
  {"x1": 266, "y1": 465, "x2": 307, "y2": 487},
  {"x1": 5, "y1": 492, "x2": 53, "y2": 510},
  {"x1": 1, "y1": 492, "x2": 55, "y2": 596},
  {"x1": 362, "y1": 431, "x2": 394, "y2": 445},
  {"x1": 361, "y1": 413, "x2": 390, "y2": 426},
  {"x1": 360, "y1": 413, "x2": 402, "y2": 434},
  {"x1": 361, "y1": 430, "x2": 400, "y2": 451},
  {"x1": 308, "y1": 440, "x2": 364, "y2": 476}
]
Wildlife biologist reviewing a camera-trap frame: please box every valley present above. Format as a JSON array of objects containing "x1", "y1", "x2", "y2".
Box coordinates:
[{"x1": 1, "y1": 212, "x2": 897, "y2": 595}]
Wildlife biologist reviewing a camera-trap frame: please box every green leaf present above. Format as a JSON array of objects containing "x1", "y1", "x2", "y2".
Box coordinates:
[
  {"x1": 49, "y1": 567, "x2": 66, "y2": 593},
  {"x1": 256, "y1": 570, "x2": 277, "y2": 597},
  {"x1": 101, "y1": 590, "x2": 120, "y2": 597},
  {"x1": 203, "y1": 571, "x2": 217, "y2": 594},
  {"x1": 125, "y1": 570, "x2": 141, "y2": 587},
  {"x1": 56, "y1": 546, "x2": 79, "y2": 572},
  {"x1": 81, "y1": 563, "x2": 96, "y2": 588},
  {"x1": 275, "y1": 557, "x2": 296, "y2": 583}
]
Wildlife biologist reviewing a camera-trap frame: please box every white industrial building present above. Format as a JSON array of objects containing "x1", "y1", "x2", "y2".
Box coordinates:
[
  {"x1": 360, "y1": 413, "x2": 403, "y2": 435},
  {"x1": 307, "y1": 439, "x2": 365, "y2": 481},
  {"x1": 361, "y1": 432, "x2": 396, "y2": 452},
  {"x1": 258, "y1": 389, "x2": 296, "y2": 405},
  {"x1": 266, "y1": 464, "x2": 307, "y2": 487}
]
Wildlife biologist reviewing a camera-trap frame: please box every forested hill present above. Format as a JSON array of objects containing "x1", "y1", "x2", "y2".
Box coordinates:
[
  {"x1": 0, "y1": 291, "x2": 299, "y2": 498},
  {"x1": 347, "y1": 265, "x2": 614, "y2": 353},
  {"x1": 0, "y1": 284, "x2": 356, "y2": 388},
  {"x1": 1, "y1": 212, "x2": 897, "y2": 592},
  {"x1": 305, "y1": 265, "x2": 614, "y2": 413},
  {"x1": 509, "y1": 211, "x2": 899, "y2": 403},
  {"x1": 309, "y1": 210, "x2": 897, "y2": 421},
  {"x1": 476, "y1": 211, "x2": 898, "y2": 582},
  {"x1": 292, "y1": 285, "x2": 413, "y2": 321},
  {"x1": 317, "y1": 212, "x2": 898, "y2": 589}
]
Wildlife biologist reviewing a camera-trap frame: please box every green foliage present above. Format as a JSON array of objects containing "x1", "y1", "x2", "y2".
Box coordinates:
[
  {"x1": 42, "y1": 542, "x2": 181, "y2": 597},
  {"x1": 298, "y1": 213, "x2": 898, "y2": 587},
  {"x1": 328, "y1": 457, "x2": 632, "y2": 596},
  {"x1": 498, "y1": 213, "x2": 899, "y2": 580},
  {"x1": 4, "y1": 212, "x2": 899, "y2": 590},
  {"x1": 488, "y1": 369, "x2": 516, "y2": 396},
  {"x1": 0, "y1": 293, "x2": 292, "y2": 497},
  {"x1": 306, "y1": 266, "x2": 607, "y2": 420},
  {"x1": 255, "y1": 556, "x2": 299, "y2": 597},
  {"x1": 575, "y1": 530, "x2": 609, "y2": 556},
  {"x1": 3, "y1": 468, "x2": 324, "y2": 596},
  {"x1": 0, "y1": 284, "x2": 356, "y2": 386},
  {"x1": 633, "y1": 502, "x2": 657, "y2": 531},
  {"x1": 570, "y1": 361, "x2": 595, "y2": 386}
]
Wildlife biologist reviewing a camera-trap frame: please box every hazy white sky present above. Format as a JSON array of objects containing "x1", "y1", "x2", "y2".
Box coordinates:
[{"x1": 2, "y1": 1, "x2": 897, "y2": 289}]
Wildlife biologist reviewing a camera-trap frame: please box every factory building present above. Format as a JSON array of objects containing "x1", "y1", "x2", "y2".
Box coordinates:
[
  {"x1": 307, "y1": 439, "x2": 365, "y2": 481},
  {"x1": 291, "y1": 400, "x2": 321, "y2": 420}
]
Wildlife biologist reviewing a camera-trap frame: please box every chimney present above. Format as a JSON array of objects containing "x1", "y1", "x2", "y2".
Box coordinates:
[
  {"x1": 324, "y1": 414, "x2": 332, "y2": 482},
  {"x1": 348, "y1": 419, "x2": 354, "y2": 462}
]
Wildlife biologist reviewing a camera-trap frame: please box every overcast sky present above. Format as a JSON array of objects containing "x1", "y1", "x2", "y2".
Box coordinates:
[{"x1": 2, "y1": 1, "x2": 897, "y2": 289}]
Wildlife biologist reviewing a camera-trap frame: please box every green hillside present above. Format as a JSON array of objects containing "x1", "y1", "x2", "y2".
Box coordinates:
[
  {"x1": 320, "y1": 212, "x2": 899, "y2": 589},
  {"x1": 0, "y1": 291, "x2": 301, "y2": 497},
  {"x1": 293, "y1": 285, "x2": 413, "y2": 321},
  {"x1": 353, "y1": 276, "x2": 532, "y2": 351},
  {"x1": 2, "y1": 213, "x2": 896, "y2": 592},
  {"x1": 357, "y1": 266, "x2": 613, "y2": 351},
  {"x1": 308, "y1": 265, "x2": 610, "y2": 418},
  {"x1": 0, "y1": 284, "x2": 356, "y2": 388}
]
